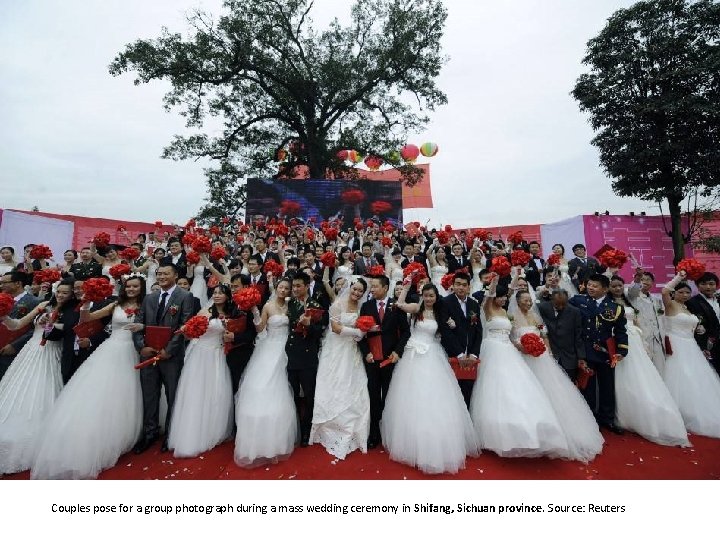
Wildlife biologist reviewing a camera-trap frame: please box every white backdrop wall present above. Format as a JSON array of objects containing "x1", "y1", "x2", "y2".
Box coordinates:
[{"x1": 0, "y1": 210, "x2": 74, "y2": 265}]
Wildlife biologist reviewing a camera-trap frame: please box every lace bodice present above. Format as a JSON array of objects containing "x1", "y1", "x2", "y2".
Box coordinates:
[
  {"x1": 485, "y1": 316, "x2": 512, "y2": 343},
  {"x1": 664, "y1": 312, "x2": 699, "y2": 337}
]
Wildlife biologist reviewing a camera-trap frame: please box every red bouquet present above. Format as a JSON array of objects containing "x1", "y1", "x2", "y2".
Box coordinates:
[
  {"x1": 33, "y1": 268, "x2": 61, "y2": 285},
  {"x1": 324, "y1": 228, "x2": 338, "y2": 241},
  {"x1": 239, "y1": 224, "x2": 250, "y2": 233},
  {"x1": 403, "y1": 262, "x2": 428, "y2": 284},
  {"x1": 510, "y1": 249, "x2": 532, "y2": 267},
  {"x1": 179, "y1": 315, "x2": 209, "y2": 339},
  {"x1": 191, "y1": 236, "x2": 212, "y2": 254},
  {"x1": 305, "y1": 230, "x2": 315, "y2": 242},
  {"x1": 155, "y1": 221, "x2": 163, "y2": 229},
  {"x1": 82, "y1": 278, "x2": 114, "y2": 303},
  {"x1": 186, "y1": 251, "x2": 201, "y2": 265},
  {"x1": 490, "y1": 256, "x2": 512, "y2": 277},
  {"x1": 182, "y1": 232, "x2": 197, "y2": 246},
  {"x1": 366, "y1": 264, "x2": 385, "y2": 277},
  {"x1": 383, "y1": 224, "x2": 395, "y2": 234},
  {"x1": 355, "y1": 315, "x2": 376, "y2": 332},
  {"x1": 119, "y1": 247, "x2": 140, "y2": 261},
  {"x1": 209, "y1": 225, "x2": 220, "y2": 236},
  {"x1": 547, "y1": 253, "x2": 561, "y2": 267},
  {"x1": 381, "y1": 236, "x2": 393, "y2": 247},
  {"x1": 676, "y1": 258, "x2": 706, "y2": 281},
  {"x1": 520, "y1": 333, "x2": 546, "y2": 357},
  {"x1": 210, "y1": 246, "x2": 227, "y2": 261},
  {"x1": 436, "y1": 231, "x2": 450, "y2": 245},
  {"x1": 233, "y1": 287, "x2": 262, "y2": 311},
  {"x1": 319, "y1": 252, "x2": 336, "y2": 268},
  {"x1": 441, "y1": 272, "x2": 456, "y2": 291},
  {"x1": 274, "y1": 224, "x2": 289, "y2": 237},
  {"x1": 109, "y1": 263, "x2": 131, "y2": 280},
  {"x1": 92, "y1": 232, "x2": 111, "y2": 248},
  {"x1": 341, "y1": 189, "x2": 366, "y2": 205},
  {"x1": 473, "y1": 229, "x2": 491, "y2": 241},
  {"x1": 185, "y1": 219, "x2": 196, "y2": 228},
  {"x1": 599, "y1": 248, "x2": 628, "y2": 269},
  {"x1": 371, "y1": 201, "x2": 392, "y2": 215},
  {"x1": 444, "y1": 224, "x2": 453, "y2": 232},
  {"x1": 280, "y1": 200, "x2": 301, "y2": 216},
  {"x1": 264, "y1": 259, "x2": 284, "y2": 278},
  {"x1": 0, "y1": 293, "x2": 14, "y2": 317},
  {"x1": 507, "y1": 231, "x2": 524, "y2": 245},
  {"x1": 30, "y1": 244, "x2": 53, "y2": 260}
]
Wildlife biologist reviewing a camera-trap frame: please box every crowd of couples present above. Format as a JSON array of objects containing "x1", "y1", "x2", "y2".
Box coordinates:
[{"x1": 0, "y1": 219, "x2": 720, "y2": 479}]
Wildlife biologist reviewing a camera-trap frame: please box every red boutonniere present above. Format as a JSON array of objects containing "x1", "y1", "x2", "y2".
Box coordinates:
[
  {"x1": 124, "y1": 307, "x2": 139, "y2": 317},
  {"x1": 17, "y1": 306, "x2": 29, "y2": 317},
  {"x1": 168, "y1": 305, "x2": 179, "y2": 316},
  {"x1": 469, "y1": 312, "x2": 479, "y2": 326}
]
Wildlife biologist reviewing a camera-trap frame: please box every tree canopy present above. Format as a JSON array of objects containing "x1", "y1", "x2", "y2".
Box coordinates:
[
  {"x1": 572, "y1": 0, "x2": 720, "y2": 263},
  {"x1": 110, "y1": 0, "x2": 448, "y2": 222}
]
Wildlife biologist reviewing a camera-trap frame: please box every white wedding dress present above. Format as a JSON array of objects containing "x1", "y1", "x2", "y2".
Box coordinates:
[
  {"x1": 234, "y1": 314, "x2": 297, "y2": 467},
  {"x1": 168, "y1": 318, "x2": 233, "y2": 457},
  {"x1": 335, "y1": 264, "x2": 354, "y2": 282},
  {"x1": 31, "y1": 307, "x2": 143, "y2": 479},
  {"x1": 310, "y1": 311, "x2": 370, "y2": 459},
  {"x1": 663, "y1": 312, "x2": 720, "y2": 438},
  {"x1": 430, "y1": 265, "x2": 449, "y2": 296},
  {"x1": 614, "y1": 307, "x2": 689, "y2": 446},
  {"x1": 0, "y1": 325, "x2": 63, "y2": 474},
  {"x1": 558, "y1": 263, "x2": 579, "y2": 297},
  {"x1": 190, "y1": 265, "x2": 208, "y2": 303},
  {"x1": 471, "y1": 316, "x2": 569, "y2": 458},
  {"x1": 381, "y1": 318, "x2": 479, "y2": 474},
  {"x1": 514, "y1": 324, "x2": 604, "y2": 462}
]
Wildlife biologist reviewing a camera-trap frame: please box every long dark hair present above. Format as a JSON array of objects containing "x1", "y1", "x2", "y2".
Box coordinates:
[
  {"x1": 209, "y1": 283, "x2": 240, "y2": 319},
  {"x1": 412, "y1": 283, "x2": 448, "y2": 327},
  {"x1": 118, "y1": 275, "x2": 146, "y2": 307},
  {"x1": 47, "y1": 278, "x2": 79, "y2": 312},
  {"x1": 609, "y1": 275, "x2": 634, "y2": 309}
]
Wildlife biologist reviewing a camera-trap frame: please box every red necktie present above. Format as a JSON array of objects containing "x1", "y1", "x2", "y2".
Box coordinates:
[{"x1": 378, "y1": 301, "x2": 385, "y2": 323}]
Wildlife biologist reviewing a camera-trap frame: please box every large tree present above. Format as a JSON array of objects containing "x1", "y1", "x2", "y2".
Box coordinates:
[
  {"x1": 109, "y1": 0, "x2": 447, "y2": 222},
  {"x1": 572, "y1": 0, "x2": 720, "y2": 264}
]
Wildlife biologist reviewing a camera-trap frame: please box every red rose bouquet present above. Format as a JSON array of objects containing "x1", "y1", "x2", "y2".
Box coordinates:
[
  {"x1": 436, "y1": 231, "x2": 450, "y2": 245},
  {"x1": 92, "y1": 232, "x2": 111, "y2": 248},
  {"x1": 510, "y1": 249, "x2": 532, "y2": 267},
  {"x1": 441, "y1": 272, "x2": 456, "y2": 291},
  {"x1": 520, "y1": 333, "x2": 546, "y2": 357},
  {"x1": 119, "y1": 247, "x2": 140, "y2": 261},
  {"x1": 371, "y1": 201, "x2": 392, "y2": 215},
  {"x1": 233, "y1": 287, "x2": 262, "y2": 311},
  {"x1": 0, "y1": 293, "x2": 14, "y2": 317},
  {"x1": 116, "y1": 224, "x2": 127, "y2": 232},
  {"x1": 366, "y1": 265, "x2": 385, "y2": 277},
  {"x1": 209, "y1": 225, "x2": 221, "y2": 236},
  {"x1": 341, "y1": 189, "x2": 366, "y2": 205},
  {"x1": 547, "y1": 253, "x2": 561, "y2": 267},
  {"x1": 274, "y1": 224, "x2": 289, "y2": 237},
  {"x1": 30, "y1": 244, "x2": 53, "y2": 260},
  {"x1": 599, "y1": 248, "x2": 628, "y2": 269},
  {"x1": 33, "y1": 268, "x2": 61, "y2": 285},
  {"x1": 324, "y1": 228, "x2": 338, "y2": 241},
  {"x1": 82, "y1": 278, "x2": 114, "y2": 303},
  {"x1": 507, "y1": 231, "x2": 524, "y2": 246},
  {"x1": 444, "y1": 224, "x2": 453, "y2": 232},
  {"x1": 182, "y1": 232, "x2": 197, "y2": 246},
  {"x1": 381, "y1": 236, "x2": 393, "y2": 247},
  {"x1": 355, "y1": 315, "x2": 376, "y2": 332},
  {"x1": 473, "y1": 229, "x2": 491, "y2": 241},
  {"x1": 178, "y1": 315, "x2": 209, "y2": 339},
  {"x1": 154, "y1": 221, "x2": 163, "y2": 229},
  {"x1": 186, "y1": 251, "x2": 201, "y2": 265},
  {"x1": 109, "y1": 263, "x2": 132, "y2": 280},
  {"x1": 305, "y1": 230, "x2": 316, "y2": 242},
  {"x1": 210, "y1": 246, "x2": 227, "y2": 261},
  {"x1": 263, "y1": 259, "x2": 284, "y2": 278},
  {"x1": 239, "y1": 224, "x2": 250, "y2": 233},
  {"x1": 490, "y1": 256, "x2": 512, "y2": 277},
  {"x1": 319, "y1": 252, "x2": 336, "y2": 268},
  {"x1": 185, "y1": 219, "x2": 196, "y2": 228},
  {"x1": 191, "y1": 236, "x2": 212, "y2": 254},
  {"x1": 403, "y1": 262, "x2": 428, "y2": 284},
  {"x1": 676, "y1": 258, "x2": 706, "y2": 281}
]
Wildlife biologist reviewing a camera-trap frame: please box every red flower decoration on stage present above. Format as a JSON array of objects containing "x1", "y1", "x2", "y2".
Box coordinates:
[
  {"x1": 444, "y1": 225, "x2": 452, "y2": 233},
  {"x1": 33, "y1": 269, "x2": 61, "y2": 285},
  {"x1": 264, "y1": 259, "x2": 284, "y2": 278},
  {"x1": 355, "y1": 315, "x2": 376, "y2": 333},
  {"x1": 191, "y1": 236, "x2": 212, "y2": 254},
  {"x1": 324, "y1": 228, "x2": 338, "y2": 241},
  {"x1": 209, "y1": 225, "x2": 220, "y2": 236},
  {"x1": 507, "y1": 231, "x2": 524, "y2": 246},
  {"x1": 119, "y1": 247, "x2": 140, "y2": 261},
  {"x1": 233, "y1": 287, "x2": 262, "y2": 312},
  {"x1": 510, "y1": 249, "x2": 532, "y2": 267},
  {"x1": 599, "y1": 249, "x2": 628, "y2": 269},
  {"x1": 179, "y1": 315, "x2": 209, "y2": 339},
  {"x1": 30, "y1": 244, "x2": 53, "y2": 260},
  {"x1": 381, "y1": 237, "x2": 393, "y2": 247},
  {"x1": 436, "y1": 231, "x2": 450, "y2": 245},
  {"x1": 109, "y1": 263, "x2": 131, "y2": 280},
  {"x1": 403, "y1": 262, "x2": 428, "y2": 284},
  {"x1": 341, "y1": 189, "x2": 366, "y2": 205},
  {"x1": 371, "y1": 201, "x2": 392, "y2": 215},
  {"x1": 547, "y1": 253, "x2": 561, "y2": 267},
  {"x1": 441, "y1": 272, "x2": 456, "y2": 291},
  {"x1": 0, "y1": 293, "x2": 15, "y2": 317},
  {"x1": 319, "y1": 252, "x2": 336, "y2": 268},
  {"x1": 676, "y1": 258, "x2": 706, "y2": 281},
  {"x1": 210, "y1": 246, "x2": 227, "y2": 261},
  {"x1": 280, "y1": 200, "x2": 301, "y2": 217},
  {"x1": 186, "y1": 251, "x2": 200, "y2": 265},
  {"x1": 520, "y1": 333, "x2": 546, "y2": 357},
  {"x1": 473, "y1": 229, "x2": 491, "y2": 241},
  {"x1": 155, "y1": 221, "x2": 163, "y2": 229},
  {"x1": 82, "y1": 278, "x2": 114, "y2": 303},
  {"x1": 490, "y1": 256, "x2": 512, "y2": 277}
]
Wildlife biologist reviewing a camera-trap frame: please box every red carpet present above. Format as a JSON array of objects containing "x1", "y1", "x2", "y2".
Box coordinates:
[{"x1": 3, "y1": 430, "x2": 719, "y2": 480}]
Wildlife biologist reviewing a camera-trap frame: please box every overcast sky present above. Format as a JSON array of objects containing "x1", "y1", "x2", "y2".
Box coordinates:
[{"x1": 0, "y1": 0, "x2": 655, "y2": 228}]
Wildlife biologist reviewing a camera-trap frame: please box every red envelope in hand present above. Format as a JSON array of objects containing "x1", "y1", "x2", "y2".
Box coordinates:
[
  {"x1": 225, "y1": 316, "x2": 247, "y2": 334},
  {"x1": 73, "y1": 320, "x2": 104, "y2": 339},
  {"x1": 449, "y1": 357, "x2": 478, "y2": 380},
  {"x1": 576, "y1": 367, "x2": 595, "y2": 390},
  {"x1": 368, "y1": 334, "x2": 383, "y2": 361},
  {"x1": 145, "y1": 325, "x2": 172, "y2": 351}
]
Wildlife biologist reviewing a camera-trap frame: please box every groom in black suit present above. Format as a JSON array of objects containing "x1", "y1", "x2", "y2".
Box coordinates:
[
  {"x1": 132, "y1": 263, "x2": 194, "y2": 453},
  {"x1": 686, "y1": 272, "x2": 720, "y2": 375},
  {"x1": 441, "y1": 272, "x2": 482, "y2": 407},
  {"x1": 358, "y1": 274, "x2": 411, "y2": 448}
]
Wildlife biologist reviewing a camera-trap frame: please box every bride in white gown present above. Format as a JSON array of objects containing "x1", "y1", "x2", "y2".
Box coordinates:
[
  {"x1": 511, "y1": 290, "x2": 604, "y2": 462},
  {"x1": 31, "y1": 276, "x2": 145, "y2": 479},
  {"x1": 382, "y1": 280, "x2": 479, "y2": 474},
  {"x1": 661, "y1": 273, "x2": 720, "y2": 438},
  {"x1": 471, "y1": 274, "x2": 569, "y2": 458},
  {"x1": 310, "y1": 279, "x2": 370, "y2": 459},
  {"x1": 234, "y1": 278, "x2": 298, "y2": 467}
]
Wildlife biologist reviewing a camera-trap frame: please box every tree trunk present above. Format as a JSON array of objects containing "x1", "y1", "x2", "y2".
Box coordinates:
[{"x1": 667, "y1": 193, "x2": 685, "y2": 265}]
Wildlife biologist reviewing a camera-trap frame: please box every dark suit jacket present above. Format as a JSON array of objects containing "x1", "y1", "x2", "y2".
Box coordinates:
[
  {"x1": 257, "y1": 251, "x2": 281, "y2": 265},
  {"x1": 248, "y1": 273, "x2": 271, "y2": 307},
  {"x1": 68, "y1": 260, "x2": 103, "y2": 280},
  {"x1": 358, "y1": 297, "x2": 411, "y2": 360},
  {"x1": 569, "y1": 294, "x2": 628, "y2": 365},
  {"x1": 441, "y1": 294, "x2": 482, "y2": 358},
  {"x1": 5, "y1": 293, "x2": 41, "y2": 355},
  {"x1": 686, "y1": 294, "x2": 720, "y2": 360},
  {"x1": 537, "y1": 301, "x2": 585, "y2": 371},
  {"x1": 161, "y1": 253, "x2": 188, "y2": 281},
  {"x1": 285, "y1": 297, "x2": 325, "y2": 370},
  {"x1": 525, "y1": 256, "x2": 545, "y2": 289},
  {"x1": 133, "y1": 286, "x2": 194, "y2": 359},
  {"x1": 45, "y1": 302, "x2": 81, "y2": 383},
  {"x1": 309, "y1": 280, "x2": 330, "y2": 311},
  {"x1": 447, "y1": 254, "x2": 471, "y2": 273},
  {"x1": 354, "y1": 256, "x2": 380, "y2": 276},
  {"x1": 75, "y1": 296, "x2": 116, "y2": 366},
  {"x1": 568, "y1": 256, "x2": 602, "y2": 289}
]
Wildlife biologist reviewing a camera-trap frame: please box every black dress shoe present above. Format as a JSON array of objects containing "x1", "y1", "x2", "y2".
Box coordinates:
[
  {"x1": 367, "y1": 437, "x2": 380, "y2": 450},
  {"x1": 133, "y1": 436, "x2": 157, "y2": 454},
  {"x1": 601, "y1": 423, "x2": 625, "y2": 435},
  {"x1": 161, "y1": 439, "x2": 169, "y2": 452}
]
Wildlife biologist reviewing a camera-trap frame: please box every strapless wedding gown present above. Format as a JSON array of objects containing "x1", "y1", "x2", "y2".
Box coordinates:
[
  {"x1": 190, "y1": 265, "x2": 208, "y2": 303},
  {"x1": 431, "y1": 265, "x2": 449, "y2": 296},
  {"x1": 663, "y1": 313, "x2": 720, "y2": 438}
]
